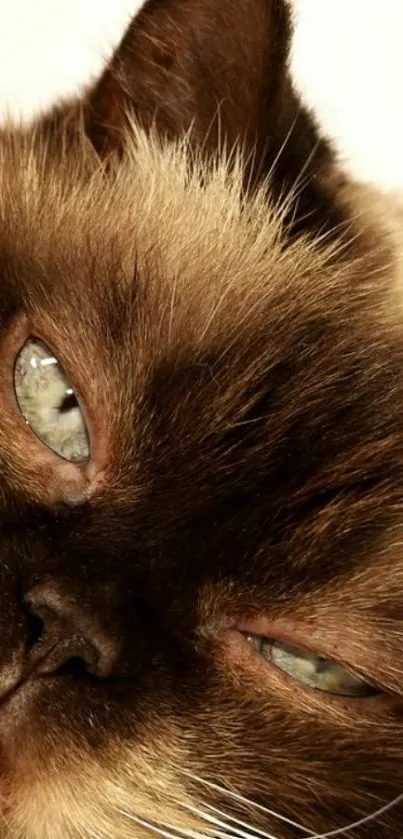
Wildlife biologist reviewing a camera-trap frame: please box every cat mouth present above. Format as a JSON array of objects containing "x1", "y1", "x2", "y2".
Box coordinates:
[{"x1": 0, "y1": 634, "x2": 63, "y2": 721}]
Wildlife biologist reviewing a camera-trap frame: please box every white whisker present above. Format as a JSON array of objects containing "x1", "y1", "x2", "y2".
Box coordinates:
[
  {"x1": 117, "y1": 809, "x2": 227, "y2": 839},
  {"x1": 181, "y1": 771, "x2": 403, "y2": 839},
  {"x1": 180, "y1": 773, "x2": 313, "y2": 835},
  {"x1": 204, "y1": 802, "x2": 295, "y2": 839},
  {"x1": 181, "y1": 801, "x2": 280, "y2": 839},
  {"x1": 308, "y1": 790, "x2": 403, "y2": 839},
  {"x1": 117, "y1": 811, "x2": 197, "y2": 839}
]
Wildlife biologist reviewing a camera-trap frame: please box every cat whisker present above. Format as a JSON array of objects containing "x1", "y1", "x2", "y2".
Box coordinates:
[
  {"x1": 307, "y1": 790, "x2": 403, "y2": 839},
  {"x1": 201, "y1": 802, "x2": 301, "y2": 839},
  {"x1": 117, "y1": 811, "x2": 195, "y2": 839},
  {"x1": 180, "y1": 773, "x2": 313, "y2": 835},
  {"x1": 183, "y1": 773, "x2": 403, "y2": 839},
  {"x1": 180, "y1": 801, "x2": 282, "y2": 839},
  {"x1": 116, "y1": 809, "x2": 224, "y2": 839}
]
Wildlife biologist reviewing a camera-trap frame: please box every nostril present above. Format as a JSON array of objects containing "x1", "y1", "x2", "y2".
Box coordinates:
[
  {"x1": 26, "y1": 610, "x2": 45, "y2": 648},
  {"x1": 33, "y1": 633, "x2": 101, "y2": 677},
  {"x1": 56, "y1": 656, "x2": 95, "y2": 678},
  {"x1": 24, "y1": 584, "x2": 118, "y2": 679}
]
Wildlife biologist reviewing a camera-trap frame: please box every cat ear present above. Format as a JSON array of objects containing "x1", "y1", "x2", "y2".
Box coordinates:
[
  {"x1": 50, "y1": 0, "x2": 345, "y2": 236},
  {"x1": 76, "y1": 0, "x2": 292, "y2": 159}
]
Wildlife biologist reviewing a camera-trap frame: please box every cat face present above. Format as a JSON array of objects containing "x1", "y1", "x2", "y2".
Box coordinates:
[{"x1": 0, "y1": 1, "x2": 402, "y2": 838}]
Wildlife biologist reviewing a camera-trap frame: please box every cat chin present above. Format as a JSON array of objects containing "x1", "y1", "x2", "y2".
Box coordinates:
[{"x1": 0, "y1": 718, "x2": 197, "y2": 839}]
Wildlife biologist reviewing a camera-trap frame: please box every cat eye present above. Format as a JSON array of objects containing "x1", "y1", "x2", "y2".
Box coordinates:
[
  {"x1": 243, "y1": 634, "x2": 378, "y2": 697},
  {"x1": 14, "y1": 339, "x2": 90, "y2": 463}
]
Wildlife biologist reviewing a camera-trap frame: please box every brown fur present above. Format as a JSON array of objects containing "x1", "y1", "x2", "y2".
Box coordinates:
[{"x1": 0, "y1": 1, "x2": 402, "y2": 837}]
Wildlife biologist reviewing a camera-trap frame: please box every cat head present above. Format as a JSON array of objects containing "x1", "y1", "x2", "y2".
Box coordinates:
[{"x1": 0, "y1": 1, "x2": 402, "y2": 838}]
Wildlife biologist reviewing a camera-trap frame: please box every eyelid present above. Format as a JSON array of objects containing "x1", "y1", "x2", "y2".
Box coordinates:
[
  {"x1": 227, "y1": 615, "x2": 379, "y2": 690},
  {"x1": 234, "y1": 616, "x2": 343, "y2": 668},
  {"x1": 221, "y1": 628, "x2": 386, "y2": 709}
]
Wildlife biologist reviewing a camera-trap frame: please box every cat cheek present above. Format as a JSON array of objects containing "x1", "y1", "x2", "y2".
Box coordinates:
[{"x1": 0, "y1": 419, "x2": 93, "y2": 507}]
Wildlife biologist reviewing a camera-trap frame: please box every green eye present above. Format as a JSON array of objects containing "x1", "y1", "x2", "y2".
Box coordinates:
[
  {"x1": 244, "y1": 635, "x2": 378, "y2": 697},
  {"x1": 14, "y1": 339, "x2": 90, "y2": 463}
]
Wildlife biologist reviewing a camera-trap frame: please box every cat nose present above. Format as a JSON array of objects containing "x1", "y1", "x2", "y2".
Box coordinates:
[{"x1": 25, "y1": 584, "x2": 118, "y2": 679}]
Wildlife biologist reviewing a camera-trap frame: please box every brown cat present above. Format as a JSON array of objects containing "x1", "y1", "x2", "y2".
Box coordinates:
[{"x1": 0, "y1": 1, "x2": 402, "y2": 837}]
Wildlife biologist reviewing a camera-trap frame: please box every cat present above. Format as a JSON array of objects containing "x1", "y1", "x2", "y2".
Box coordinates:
[{"x1": 0, "y1": 0, "x2": 402, "y2": 837}]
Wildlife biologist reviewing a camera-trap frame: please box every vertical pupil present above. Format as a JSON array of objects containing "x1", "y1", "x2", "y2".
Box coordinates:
[
  {"x1": 59, "y1": 392, "x2": 78, "y2": 413},
  {"x1": 315, "y1": 657, "x2": 329, "y2": 674}
]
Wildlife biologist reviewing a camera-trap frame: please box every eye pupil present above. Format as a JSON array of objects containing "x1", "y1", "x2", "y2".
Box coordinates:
[
  {"x1": 315, "y1": 657, "x2": 328, "y2": 674},
  {"x1": 59, "y1": 392, "x2": 79, "y2": 413}
]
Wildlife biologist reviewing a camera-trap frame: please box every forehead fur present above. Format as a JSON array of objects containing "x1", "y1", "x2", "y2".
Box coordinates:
[
  {"x1": 0, "y1": 123, "x2": 378, "y2": 340},
  {"x1": 0, "y1": 121, "x2": 400, "y2": 403},
  {"x1": 0, "y1": 124, "x2": 402, "y2": 525}
]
